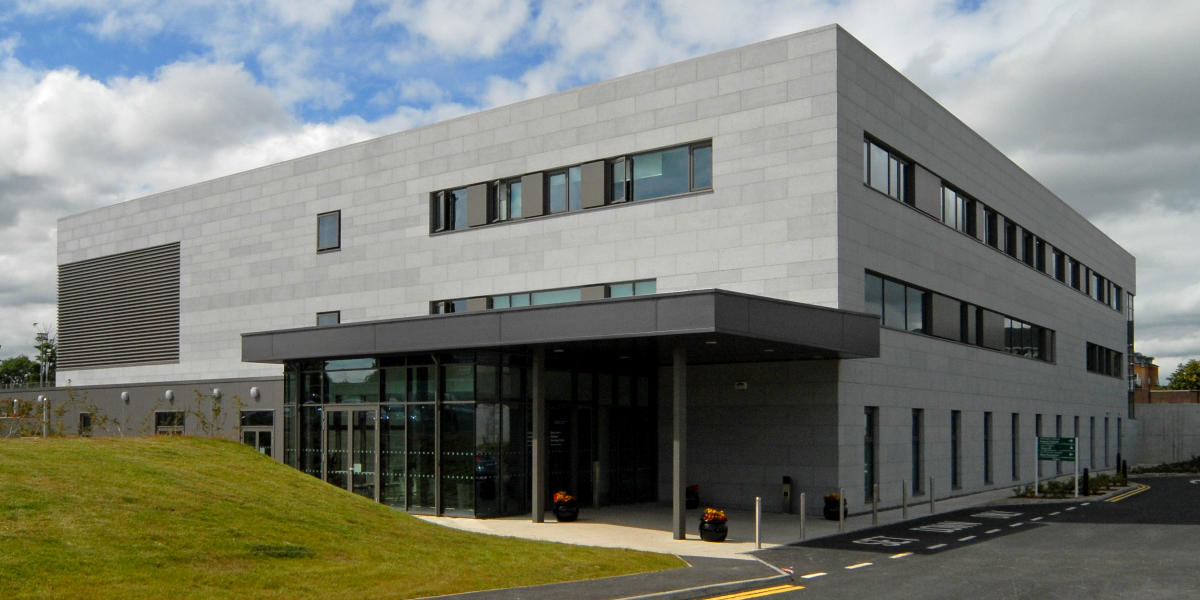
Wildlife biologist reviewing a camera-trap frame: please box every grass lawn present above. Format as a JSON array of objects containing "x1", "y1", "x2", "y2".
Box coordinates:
[{"x1": 0, "y1": 436, "x2": 683, "y2": 599}]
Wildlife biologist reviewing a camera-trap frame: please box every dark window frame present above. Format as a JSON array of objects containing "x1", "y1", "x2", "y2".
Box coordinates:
[
  {"x1": 863, "y1": 137, "x2": 913, "y2": 205},
  {"x1": 316, "y1": 311, "x2": 341, "y2": 326}
]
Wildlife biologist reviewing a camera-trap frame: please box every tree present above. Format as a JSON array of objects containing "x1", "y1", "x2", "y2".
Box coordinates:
[
  {"x1": 1166, "y1": 359, "x2": 1200, "y2": 390},
  {"x1": 0, "y1": 355, "x2": 39, "y2": 388}
]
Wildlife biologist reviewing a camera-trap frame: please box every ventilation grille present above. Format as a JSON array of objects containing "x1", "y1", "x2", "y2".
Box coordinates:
[{"x1": 58, "y1": 243, "x2": 181, "y2": 370}]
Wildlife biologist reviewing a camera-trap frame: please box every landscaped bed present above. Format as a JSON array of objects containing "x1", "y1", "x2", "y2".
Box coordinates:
[{"x1": 0, "y1": 436, "x2": 683, "y2": 600}]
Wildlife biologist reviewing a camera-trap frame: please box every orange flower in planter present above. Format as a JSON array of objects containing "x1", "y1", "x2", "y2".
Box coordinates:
[
  {"x1": 702, "y1": 508, "x2": 726, "y2": 522},
  {"x1": 553, "y1": 491, "x2": 575, "y2": 503}
]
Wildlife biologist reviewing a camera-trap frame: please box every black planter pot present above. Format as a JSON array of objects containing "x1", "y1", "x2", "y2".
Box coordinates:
[
  {"x1": 554, "y1": 502, "x2": 579, "y2": 522},
  {"x1": 699, "y1": 520, "x2": 728, "y2": 542},
  {"x1": 823, "y1": 502, "x2": 847, "y2": 521},
  {"x1": 685, "y1": 493, "x2": 700, "y2": 510}
]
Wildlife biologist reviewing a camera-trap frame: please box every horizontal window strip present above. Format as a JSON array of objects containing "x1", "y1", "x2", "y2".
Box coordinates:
[{"x1": 432, "y1": 280, "x2": 657, "y2": 315}]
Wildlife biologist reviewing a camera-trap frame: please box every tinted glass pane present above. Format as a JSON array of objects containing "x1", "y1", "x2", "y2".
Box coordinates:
[
  {"x1": 408, "y1": 403, "x2": 436, "y2": 509},
  {"x1": 380, "y1": 405, "x2": 406, "y2": 508},
  {"x1": 326, "y1": 358, "x2": 375, "y2": 370},
  {"x1": 240, "y1": 410, "x2": 274, "y2": 427},
  {"x1": 883, "y1": 279, "x2": 906, "y2": 329},
  {"x1": 443, "y1": 364, "x2": 474, "y2": 401},
  {"x1": 317, "y1": 212, "x2": 339, "y2": 250},
  {"x1": 531, "y1": 288, "x2": 582, "y2": 305},
  {"x1": 501, "y1": 366, "x2": 527, "y2": 402},
  {"x1": 611, "y1": 160, "x2": 626, "y2": 201},
  {"x1": 906, "y1": 288, "x2": 925, "y2": 333},
  {"x1": 546, "y1": 371, "x2": 572, "y2": 402},
  {"x1": 632, "y1": 146, "x2": 690, "y2": 200},
  {"x1": 889, "y1": 156, "x2": 900, "y2": 198},
  {"x1": 692, "y1": 146, "x2": 712, "y2": 189},
  {"x1": 869, "y1": 143, "x2": 889, "y2": 194},
  {"x1": 634, "y1": 280, "x2": 656, "y2": 295},
  {"x1": 476, "y1": 365, "x2": 498, "y2": 402},
  {"x1": 451, "y1": 188, "x2": 468, "y2": 229},
  {"x1": 864, "y1": 273, "x2": 883, "y2": 317},
  {"x1": 383, "y1": 367, "x2": 406, "y2": 402},
  {"x1": 568, "y1": 166, "x2": 582, "y2": 211},
  {"x1": 316, "y1": 312, "x2": 339, "y2": 326},
  {"x1": 327, "y1": 369, "x2": 379, "y2": 403},
  {"x1": 863, "y1": 140, "x2": 870, "y2": 183},
  {"x1": 509, "y1": 181, "x2": 522, "y2": 218},
  {"x1": 475, "y1": 403, "x2": 502, "y2": 518},
  {"x1": 549, "y1": 173, "x2": 567, "y2": 213},
  {"x1": 608, "y1": 283, "x2": 633, "y2": 298},
  {"x1": 491, "y1": 295, "x2": 510, "y2": 309},
  {"x1": 511, "y1": 293, "x2": 530, "y2": 307}
]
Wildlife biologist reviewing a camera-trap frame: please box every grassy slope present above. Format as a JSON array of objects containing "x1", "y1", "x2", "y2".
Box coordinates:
[{"x1": 0, "y1": 436, "x2": 682, "y2": 599}]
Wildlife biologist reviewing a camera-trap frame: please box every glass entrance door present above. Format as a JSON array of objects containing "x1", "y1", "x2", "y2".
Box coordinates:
[{"x1": 323, "y1": 408, "x2": 378, "y2": 501}]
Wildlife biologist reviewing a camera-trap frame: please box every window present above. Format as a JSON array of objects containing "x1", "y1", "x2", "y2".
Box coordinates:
[
  {"x1": 984, "y1": 209, "x2": 999, "y2": 248},
  {"x1": 1011, "y1": 413, "x2": 1020, "y2": 481},
  {"x1": 610, "y1": 158, "x2": 627, "y2": 202},
  {"x1": 1086, "y1": 342, "x2": 1123, "y2": 378},
  {"x1": 1053, "y1": 249, "x2": 1066, "y2": 281},
  {"x1": 493, "y1": 179, "x2": 522, "y2": 222},
  {"x1": 317, "y1": 211, "x2": 341, "y2": 251},
  {"x1": 951, "y1": 410, "x2": 962, "y2": 488},
  {"x1": 863, "y1": 272, "x2": 925, "y2": 334},
  {"x1": 433, "y1": 280, "x2": 657, "y2": 314},
  {"x1": 78, "y1": 412, "x2": 93, "y2": 437},
  {"x1": 548, "y1": 171, "x2": 568, "y2": 213},
  {"x1": 316, "y1": 311, "x2": 340, "y2": 326},
  {"x1": 1022, "y1": 231, "x2": 1035, "y2": 266},
  {"x1": 241, "y1": 409, "x2": 274, "y2": 457},
  {"x1": 1003, "y1": 317, "x2": 1052, "y2": 361},
  {"x1": 864, "y1": 407, "x2": 877, "y2": 501},
  {"x1": 912, "y1": 409, "x2": 924, "y2": 493},
  {"x1": 941, "y1": 185, "x2": 974, "y2": 235},
  {"x1": 1035, "y1": 238, "x2": 1047, "y2": 273},
  {"x1": 1069, "y1": 259, "x2": 1081, "y2": 290},
  {"x1": 631, "y1": 143, "x2": 711, "y2": 201},
  {"x1": 984, "y1": 412, "x2": 993, "y2": 484},
  {"x1": 155, "y1": 411, "x2": 186, "y2": 435},
  {"x1": 1004, "y1": 220, "x2": 1018, "y2": 258},
  {"x1": 863, "y1": 139, "x2": 910, "y2": 203}
]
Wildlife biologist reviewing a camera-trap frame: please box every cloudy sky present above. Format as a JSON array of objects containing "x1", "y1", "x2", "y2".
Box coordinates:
[{"x1": 0, "y1": 0, "x2": 1197, "y2": 378}]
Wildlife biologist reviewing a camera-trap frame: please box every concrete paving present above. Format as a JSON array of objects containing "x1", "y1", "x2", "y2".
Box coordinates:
[{"x1": 417, "y1": 486, "x2": 1019, "y2": 560}]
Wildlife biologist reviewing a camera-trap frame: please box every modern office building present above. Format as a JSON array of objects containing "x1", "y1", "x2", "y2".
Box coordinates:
[{"x1": 36, "y1": 24, "x2": 1137, "y2": 531}]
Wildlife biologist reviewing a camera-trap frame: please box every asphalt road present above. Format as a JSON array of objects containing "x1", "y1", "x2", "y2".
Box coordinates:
[{"x1": 739, "y1": 476, "x2": 1200, "y2": 600}]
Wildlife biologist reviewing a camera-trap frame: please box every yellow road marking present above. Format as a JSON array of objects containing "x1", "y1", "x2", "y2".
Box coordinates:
[
  {"x1": 800, "y1": 572, "x2": 826, "y2": 579},
  {"x1": 703, "y1": 584, "x2": 803, "y2": 600},
  {"x1": 890, "y1": 552, "x2": 913, "y2": 558},
  {"x1": 1106, "y1": 483, "x2": 1150, "y2": 503},
  {"x1": 845, "y1": 562, "x2": 872, "y2": 569}
]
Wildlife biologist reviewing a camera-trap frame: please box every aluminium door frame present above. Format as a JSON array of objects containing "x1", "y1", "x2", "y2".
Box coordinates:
[{"x1": 321, "y1": 405, "x2": 382, "y2": 503}]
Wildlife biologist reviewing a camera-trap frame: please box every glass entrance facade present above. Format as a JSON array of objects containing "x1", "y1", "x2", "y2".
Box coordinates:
[{"x1": 281, "y1": 351, "x2": 657, "y2": 518}]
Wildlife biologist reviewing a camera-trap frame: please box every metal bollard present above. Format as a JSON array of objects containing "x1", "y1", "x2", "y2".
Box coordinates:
[
  {"x1": 930, "y1": 478, "x2": 936, "y2": 514},
  {"x1": 755, "y1": 496, "x2": 762, "y2": 549},
  {"x1": 799, "y1": 492, "x2": 806, "y2": 540},
  {"x1": 872, "y1": 484, "x2": 878, "y2": 525},
  {"x1": 838, "y1": 487, "x2": 845, "y2": 533},
  {"x1": 902, "y1": 480, "x2": 909, "y2": 520}
]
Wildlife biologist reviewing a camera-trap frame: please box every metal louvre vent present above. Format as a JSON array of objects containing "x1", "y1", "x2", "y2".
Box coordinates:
[{"x1": 58, "y1": 242, "x2": 181, "y2": 370}]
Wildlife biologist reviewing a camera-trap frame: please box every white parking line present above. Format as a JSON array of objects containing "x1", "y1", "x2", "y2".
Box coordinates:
[
  {"x1": 890, "y1": 552, "x2": 913, "y2": 559},
  {"x1": 1082, "y1": 503, "x2": 1091, "y2": 506},
  {"x1": 800, "y1": 573, "x2": 826, "y2": 579},
  {"x1": 986, "y1": 529, "x2": 1001, "y2": 534},
  {"x1": 958, "y1": 536, "x2": 976, "y2": 542},
  {"x1": 1050, "y1": 512, "x2": 1061, "y2": 516},
  {"x1": 928, "y1": 544, "x2": 947, "y2": 549},
  {"x1": 1031, "y1": 517, "x2": 1043, "y2": 521},
  {"x1": 845, "y1": 563, "x2": 872, "y2": 570},
  {"x1": 1010, "y1": 523, "x2": 1024, "y2": 527},
  {"x1": 1066, "y1": 507, "x2": 1077, "y2": 511}
]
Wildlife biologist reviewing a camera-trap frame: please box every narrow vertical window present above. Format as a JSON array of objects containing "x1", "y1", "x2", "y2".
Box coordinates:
[
  {"x1": 450, "y1": 187, "x2": 468, "y2": 230},
  {"x1": 432, "y1": 192, "x2": 445, "y2": 232},
  {"x1": 567, "y1": 165, "x2": 582, "y2": 211},
  {"x1": 692, "y1": 144, "x2": 713, "y2": 189},
  {"x1": 864, "y1": 407, "x2": 877, "y2": 501},
  {"x1": 1054, "y1": 250, "x2": 1066, "y2": 281},
  {"x1": 493, "y1": 181, "x2": 509, "y2": 222},
  {"x1": 951, "y1": 410, "x2": 962, "y2": 488},
  {"x1": 864, "y1": 273, "x2": 884, "y2": 318},
  {"x1": 1004, "y1": 221, "x2": 1018, "y2": 258},
  {"x1": 912, "y1": 409, "x2": 923, "y2": 493},
  {"x1": 610, "y1": 159, "x2": 627, "y2": 202},
  {"x1": 317, "y1": 211, "x2": 341, "y2": 251},
  {"x1": 906, "y1": 287, "x2": 925, "y2": 334},
  {"x1": 883, "y1": 279, "x2": 907, "y2": 330},
  {"x1": 1011, "y1": 413, "x2": 1020, "y2": 481},
  {"x1": 1022, "y1": 231, "x2": 1035, "y2": 266},
  {"x1": 548, "y1": 172, "x2": 568, "y2": 213},
  {"x1": 1035, "y1": 239, "x2": 1047, "y2": 273},
  {"x1": 509, "y1": 180, "x2": 523, "y2": 219},
  {"x1": 984, "y1": 412, "x2": 993, "y2": 484},
  {"x1": 985, "y1": 209, "x2": 999, "y2": 248}
]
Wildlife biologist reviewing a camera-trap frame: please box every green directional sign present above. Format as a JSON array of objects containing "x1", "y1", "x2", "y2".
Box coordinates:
[{"x1": 1038, "y1": 436, "x2": 1076, "y2": 461}]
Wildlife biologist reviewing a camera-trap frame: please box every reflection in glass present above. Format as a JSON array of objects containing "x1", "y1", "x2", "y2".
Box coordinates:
[
  {"x1": 864, "y1": 273, "x2": 883, "y2": 317},
  {"x1": 451, "y1": 187, "x2": 468, "y2": 229},
  {"x1": 317, "y1": 212, "x2": 340, "y2": 250},
  {"x1": 692, "y1": 146, "x2": 712, "y2": 189},
  {"x1": 477, "y1": 365, "x2": 498, "y2": 402},
  {"x1": 549, "y1": 172, "x2": 568, "y2": 213},
  {"x1": 884, "y1": 279, "x2": 906, "y2": 330},
  {"x1": 568, "y1": 166, "x2": 582, "y2": 211},
  {"x1": 634, "y1": 280, "x2": 656, "y2": 295},
  {"x1": 870, "y1": 144, "x2": 889, "y2": 195},
  {"x1": 632, "y1": 146, "x2": 689, "y2": 201},
  {"x1": 906, "y1": 288, "x2": 925, "y2": 334},
  {"x1": 476, "y1": 403, "x2": 501, "y2": 518},
  {"x1": 441, "y1": 403, "x2": 476, "y2": 515},
  {"x1": 380, "y1": 405, "x2": 406, "y2": 508},
  {"x1": 408, "y1": 403, "x2": 436, "y2": 510},
  {"x1": 500, "y1": 403, "x2": 529, "y2": 514},
  {"x1": 443, "y1": 365, "x2": 474, "y2": 401},
  {"x1": 608, "y1": 283, "x2": 633, "y2": 298},
  {"x1": 491, "y1": 295, "x2": 510, "y2": 309},
  {"x1": 326, "y1": 410, "x2": 349, "y2": 490},
  {"x1": 384, "y1": 368, "x2": 406, "y2": 402},
  {"x1": 299, "y1": 406, "x2": 322, "y2": 477},
  {"x1": 327, "y1": 369, "x2": 379, "y2": 403},
  {"x1": 509, "y1": 181, "x2": 522, "y2": 219},
  {"x1": 531, "y1": 288, "x2": 582, "y2": 305},
  {"x1": 611, "y1": 159, "x2": 626, "y2": 201},
  {"x1": 351, "y1": 410, "x2": 376, "y2": 499}
]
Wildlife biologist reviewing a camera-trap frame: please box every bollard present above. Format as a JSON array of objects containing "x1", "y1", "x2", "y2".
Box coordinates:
[
  {"x1": 929, "y1": 478, "x2": 936, "y2": 514},
  {"x1": 838, "y1": 487, "x2": 845, "y2": 533},
  {"x1": 1082, "y1": 468, "x2": 1090, "y2": 495},
  {"x1": 755, "y1": 496, "x2": 762, "y2": 549},
  {"x1": 799, "y1": 492, "x2": 806, "y2": 540},
  {"x1": 872, "y1": 484, "x2": 878, "y2": 525},
  {"x1": 1122, "y1": 460, "x2": 1128, "y2": 479},
  {"x1": 902, "y1": 480, "x2": 909, "y2": 520},
  {"x1": 41, "y1": 397, "x2": 49, "y2": 438}
]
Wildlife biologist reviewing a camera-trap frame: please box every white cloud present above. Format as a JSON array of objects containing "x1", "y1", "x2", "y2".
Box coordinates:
[{"x1": 374, "y1": 0, "x2": 530, "y2": 58}]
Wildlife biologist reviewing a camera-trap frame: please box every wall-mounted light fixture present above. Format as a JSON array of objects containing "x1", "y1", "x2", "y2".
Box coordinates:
[
  {"x1": 164, "y1": 390, "x2": 174, "y2": 403},
  {"x1": 250, "y1": 387, "x2": 260, "y2": 401}
]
